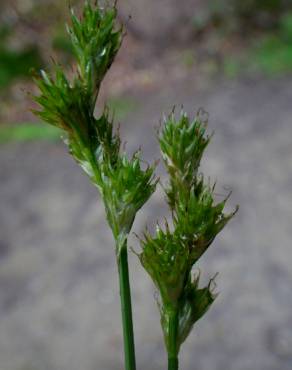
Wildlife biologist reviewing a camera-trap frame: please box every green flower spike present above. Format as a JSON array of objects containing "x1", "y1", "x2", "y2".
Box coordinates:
[
  {"x1": 32, "y1": 2, "x2": 157, "y2": 370},
  {"x1": 139, "y1": 109, "x2": 238, "y2": 370}
]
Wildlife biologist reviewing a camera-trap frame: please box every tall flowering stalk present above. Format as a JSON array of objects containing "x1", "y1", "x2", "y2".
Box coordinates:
[
  {"x1": 139, "y1": 110, "x2": 238, "y2": 370},
  {"x1": 32, "y1": 2, "x2": 157, "y2": 370}
]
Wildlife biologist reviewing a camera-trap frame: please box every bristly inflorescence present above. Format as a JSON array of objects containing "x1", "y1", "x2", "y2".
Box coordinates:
[
  {"x1": 32, "y1": 1, "x2": 157, "y2": 255},
  {"x1": 139, "y1": 109, "x2": 238, "y2": 354}
]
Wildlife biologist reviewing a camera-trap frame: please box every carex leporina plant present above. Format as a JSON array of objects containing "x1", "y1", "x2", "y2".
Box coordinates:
[
  {"x1": 139, "y1": 110, "x2": 238, "y2": 369},
  {"x1": 32, "y1": 2, "x2": 238, "y2": 370}
]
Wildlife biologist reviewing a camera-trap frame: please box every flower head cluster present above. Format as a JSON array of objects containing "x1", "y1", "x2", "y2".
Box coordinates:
[
  {"x1": 33, "y1": 1, "x2": 156, "y2": 255},
  {"x1": 139, "y1": 110, "x2": 238, "y2": 353}
]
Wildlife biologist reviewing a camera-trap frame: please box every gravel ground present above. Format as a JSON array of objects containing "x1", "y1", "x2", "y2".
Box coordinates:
[{"x1": 0, "y1": 76, "x2": 292, "y2": 370}]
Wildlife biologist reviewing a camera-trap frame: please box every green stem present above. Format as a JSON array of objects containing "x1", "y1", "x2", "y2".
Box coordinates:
[
  {"x1": 87, "y1": 152, "x2": 136, "y2": 369},
  {"x1": 118, "y1": 243, "x2": 136, "y2": 370},
  {"x1": 168, "y1": 357, "x2": 179, "y2": 370},
  {"x1": 168, "y1": 308, "x2": 179, "y2": 370}
]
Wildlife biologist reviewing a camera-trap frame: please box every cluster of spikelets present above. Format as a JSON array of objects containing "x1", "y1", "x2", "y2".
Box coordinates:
[
  {"x1": 32, "y1": 2, "x2": 157, "y2": 254},
  {"x1": 139, "y1": 110, "x2": 238, "y2": 354}
]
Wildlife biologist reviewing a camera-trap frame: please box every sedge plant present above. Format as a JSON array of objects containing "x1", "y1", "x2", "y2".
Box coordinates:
[
  {"x1": 32, "y1": 1, "x2": 238, "y2": 370},
  {"x1": 138, "y1": 110, "x2": 238, "y2": 370},
  {"x1": 32, "y1": 2, "x2": 157, "y2": 370}
]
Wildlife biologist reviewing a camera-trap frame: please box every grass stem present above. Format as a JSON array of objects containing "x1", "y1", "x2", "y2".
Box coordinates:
[
  {"x1": 168, "y1": 308, "x2": 179, "y2": 370},
  {"x1": 118, "y1": 243, "x2": 136, "y2": 370}
]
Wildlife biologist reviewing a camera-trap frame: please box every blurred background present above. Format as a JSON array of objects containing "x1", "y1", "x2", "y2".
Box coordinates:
[{"x1": 0, "y1": 0, "x2": 292, "y2": 369}]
